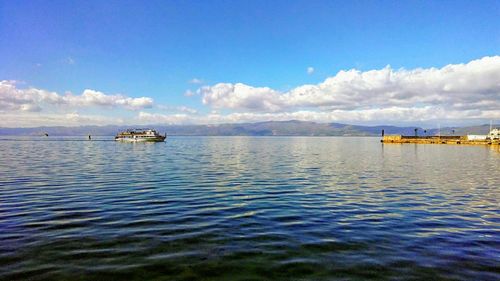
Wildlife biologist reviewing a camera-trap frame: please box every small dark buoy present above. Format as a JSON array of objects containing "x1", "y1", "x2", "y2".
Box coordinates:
[
  {"x1": 44, "y1": 133, "x2": 49, "y2": 137},
  {"x1": 88, "y1": 135, "x2": 91, "y2": 140}
]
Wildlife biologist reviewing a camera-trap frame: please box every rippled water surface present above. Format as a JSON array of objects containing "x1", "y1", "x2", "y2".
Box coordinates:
[{"x1": 0, "y1": 136, "x2": 499, "y2": 280}]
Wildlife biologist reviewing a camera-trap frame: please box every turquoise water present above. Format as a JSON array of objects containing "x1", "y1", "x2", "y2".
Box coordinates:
[{"x1": 0, "y1": 136, "x2": 499, "y2": 280}]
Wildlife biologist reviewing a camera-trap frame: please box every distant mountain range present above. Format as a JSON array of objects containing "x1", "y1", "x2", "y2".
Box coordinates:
[{"x1": 0, "y1": 121, "x2": 497, "y2": 136}]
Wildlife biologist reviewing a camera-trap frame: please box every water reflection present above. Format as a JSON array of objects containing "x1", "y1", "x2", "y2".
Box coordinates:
[{"x1": 0, "y1": 136, "x2": 498, "y2": 280}]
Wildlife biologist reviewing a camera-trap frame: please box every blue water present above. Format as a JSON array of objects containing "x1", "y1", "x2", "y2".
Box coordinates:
[{"x1": 0, "y1": 136, "x2": 499, "y2": 280}]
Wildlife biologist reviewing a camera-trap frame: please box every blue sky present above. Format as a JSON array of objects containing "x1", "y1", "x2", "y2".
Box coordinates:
[{"x1": 0, "y1": 0, "x2": 499, "y2": 127}]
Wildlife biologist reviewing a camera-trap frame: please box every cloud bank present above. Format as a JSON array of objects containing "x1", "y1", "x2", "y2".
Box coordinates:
[
  {"x1": 0, "y1": 112, "x2": 125, "y2": 127},
  {"x1": 136, "y1": 107, "x2": 500, "y2": 125},
  {"x1": 0, "y1": 81, "x2": 153, "y2": 112},
  {"x1": 1, "y1": 56, "x2": 499, "y2": 127},
  {"x1": 199, "y1": 56, "x2": 500, "y2": 114}
]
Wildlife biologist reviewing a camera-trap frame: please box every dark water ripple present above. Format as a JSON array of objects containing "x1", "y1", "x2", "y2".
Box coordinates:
[{"x1": 0, "y1": 136, "x2": 499, "y2": 280}]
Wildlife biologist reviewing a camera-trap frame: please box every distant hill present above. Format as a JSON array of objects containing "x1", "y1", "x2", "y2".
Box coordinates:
[{"x1": 0, "y1": 121, "x2": 497, "y2": 136}]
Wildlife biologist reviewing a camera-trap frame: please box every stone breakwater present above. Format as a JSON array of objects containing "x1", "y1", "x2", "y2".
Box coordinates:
[{"x1": 381, "y1": 135, "x2": 500, "y2": 145}]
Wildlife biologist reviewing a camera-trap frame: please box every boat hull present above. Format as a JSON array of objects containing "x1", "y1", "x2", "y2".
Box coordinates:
[{"x1": 115, "y1": 136, "x2": 166, "y2": 142}]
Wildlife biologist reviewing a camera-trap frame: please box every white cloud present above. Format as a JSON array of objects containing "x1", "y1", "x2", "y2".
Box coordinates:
[
  {"x1": 155, "y1": 104, "x2": 198, "y2": 114},
  {"x1": 0, "y1": 80, "x2": 65, "y2": 112},
  {"x1": 200, "y1": 56, "x2": 500, "y2": 115},
  {"x1": 0, "y1": 112, "x2": 124, "y2": 127},
  {"x1": 177, "y1": 106, "x2": 198, "y2": 114},
  {"x1": 66, "y1": 57, "x2": 75, "y2": 65},
  {"x1": 137, "y1": 112, "x2": 192, "y2": 124},
  {"x1": 189, "y1": 78, "x2": 203, "y2": 84},
  {"x1": 136, "y1": 107, "x2": 500, "y2": 126},
  {"x1": 20, "y1": 104, "x2": 42, "y2": 112},
  {"x1": 200, "y1": 83, "x2": 284, "y2": 112},
  {"x1": 307, "y1": 67, "x2": 315, "y2": 75},
  {"x1": 2, "y1": 56, "x2": 499, "y2": 127},
  {"x1": 76, "y1": 89, "x2": 153, "y2": 110},
  {"x1": 184, "y1": 89, "x2": 196, "y2": 97},
  {"x1": 0, "y1": 81, "x2": 154, "y2": 112}
]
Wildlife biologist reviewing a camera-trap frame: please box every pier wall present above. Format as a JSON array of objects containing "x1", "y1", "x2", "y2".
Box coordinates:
[{"x1": 382, "y1": 135, "x2": 499, "y2": 146}]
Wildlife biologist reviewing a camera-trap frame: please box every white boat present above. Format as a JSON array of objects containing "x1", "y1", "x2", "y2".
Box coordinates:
[
  {"x1": 488, "y1": 128, "x2": 499, "y2": 140},
  {"x1": 467, "y1": 128, "x2": 500, "y2": 141},
  {"x1": 115, "y1": 129, "x2": 166, "y2": 142}
]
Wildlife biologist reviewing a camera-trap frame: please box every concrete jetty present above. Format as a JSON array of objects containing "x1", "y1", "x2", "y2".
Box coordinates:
[
  {"x1": 381, "y1": 135, "x2": 500, "y2": 146},
  {"x1": 382, "y1": 128, "x2": 500, "y2": 145}
]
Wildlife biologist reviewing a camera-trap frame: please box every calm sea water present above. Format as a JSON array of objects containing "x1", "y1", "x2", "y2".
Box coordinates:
[{"x1": 0, "y1": 136, "x2": 499, "y2": 280}]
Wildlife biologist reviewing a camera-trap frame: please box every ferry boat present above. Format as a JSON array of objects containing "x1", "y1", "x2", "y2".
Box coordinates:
[
  {"x1": 487, "y1": 128, "x2": 500, "y2": 140},
  {"x1": 115, "y1": 129, "x2": 166, "y2": 142}
]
